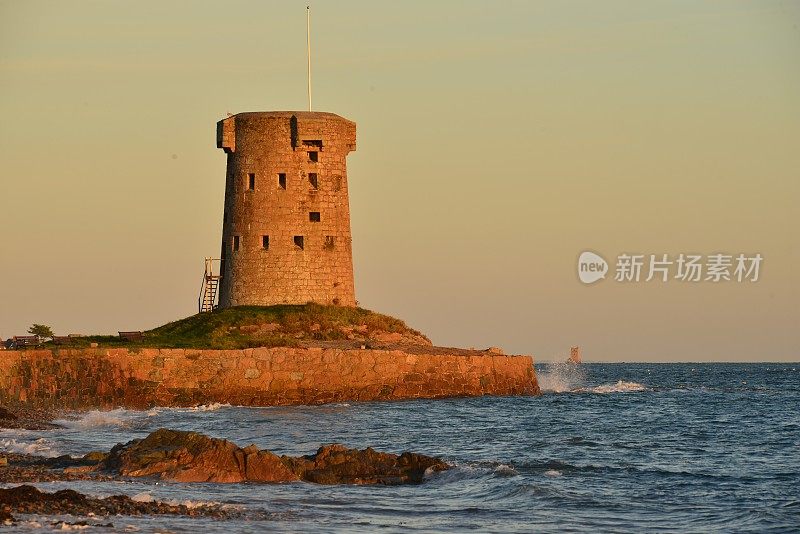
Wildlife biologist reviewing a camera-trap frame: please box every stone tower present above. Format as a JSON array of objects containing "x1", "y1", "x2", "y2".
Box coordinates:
[{"x1": 215, "y1": 111, "x2": 357, "y2": 308}]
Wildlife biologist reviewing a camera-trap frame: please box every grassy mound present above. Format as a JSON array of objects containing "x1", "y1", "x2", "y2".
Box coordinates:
[{"x1": 64, "y1": 304, "x2": 430, "y2": 350}]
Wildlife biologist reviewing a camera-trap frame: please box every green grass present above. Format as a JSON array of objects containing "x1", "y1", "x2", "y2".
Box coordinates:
[{"x1": 42, "y1": 304, "x2": 428, "y2": 350}]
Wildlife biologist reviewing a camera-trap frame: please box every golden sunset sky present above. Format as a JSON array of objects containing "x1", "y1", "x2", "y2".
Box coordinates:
[{"x1": 1, "y1": 1, "x2": 798, "y2": 361}]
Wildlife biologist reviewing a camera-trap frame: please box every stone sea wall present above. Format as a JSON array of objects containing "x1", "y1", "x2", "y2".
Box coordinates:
[{"x1": 0, "y1": 347, "x2": 539, "y2": 409}]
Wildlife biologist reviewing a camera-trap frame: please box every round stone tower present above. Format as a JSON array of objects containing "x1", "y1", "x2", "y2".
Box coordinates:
[{"x1": 215, "y1": 111, "x2": 357, "y2": 308}]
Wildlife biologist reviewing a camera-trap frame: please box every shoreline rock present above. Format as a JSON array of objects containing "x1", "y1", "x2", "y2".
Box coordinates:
[
  {"x1": 0, "y1": 406, "x2": 60, "y2": 431},
  {"x1": 100, "y1": 428, "x2": 449, "y2": 485},
  {"x1": 0, "y1": 484, "x2": 234, "y2": 525},
  {"x1": 1, "y1": 428, "x2": 448, "y2": 486}
]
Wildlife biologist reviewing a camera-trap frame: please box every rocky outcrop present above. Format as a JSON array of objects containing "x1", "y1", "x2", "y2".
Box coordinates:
[
  {"x1": 0, "y1": 347, "x2": 538, "y2": 409},
  {"x1": 281, "y1": 443, "x2": 447, "y2": 485},
  {"x1": 0, "y1": 406, "x2": 60, "y2": 430},
  {"x1": 100, "y1": 428, "x2": 448, "y2": 485},
  {"x1": 0, "y1": 484, "x2": 234, "y2": 524}
]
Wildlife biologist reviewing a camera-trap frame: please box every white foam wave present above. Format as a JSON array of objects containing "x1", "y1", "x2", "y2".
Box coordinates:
[
  {"x1": 173, "y1": 402, "x2": 232, "y2": 412},
  {"x1": 585, "y1": 381, "x2": 647, "y2": 394},
  {"x1": 544, "y1": 469, "x2": 562, "y2": 477},
  {"x1": 54, "y1": 408, "x2": 150, "y2": 429},
  {"x1": 538, "y1": 362, "x2": 647, "y2": 394},
  {"x1": 493, "y1": 464, "x2": 518, "y2": 477},
  {"x1": 54, "y1": 522, "x2": 90, "y2": 530},
  {"x1": 0, "y1": 437, "x2": 59, "y2": 457},
  {"x1": 131, "y1": 492, "x2": 154, "y2": 503},
  {"x1": 167, "y1": 499, "x2": 228, "y2": 509},
  {"x1": 537, "y1": 362, "x2": 588, "y2": 393},
  {"x1": 425, "y1": 461, "x2": 521, "y2": 483}
]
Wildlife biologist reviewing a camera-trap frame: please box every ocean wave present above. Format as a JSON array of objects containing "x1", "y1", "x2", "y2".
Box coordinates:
[
  {"x1": 53, "y1": 408, "x2": 157, "y2": 429},
  {"x1": 537, "y1": 361, "x2": 649, "y2": 394},
  {"x1": 493, "y1": 464, "x2": 519, "y2": 477},
  {"x1": 131, "y1": 492, "x2": 233, "y2": 510},
  {"x1": 0, "y1": 437, "x2": 60, "y2": 457},
  {"x1": 582, "y1": 380, "x2": 647, "y2": 394},
  {"x1": 537, "y1": 362, "x2": 587, "y2": 393},
  {"x1": 171, "y1": 402, "x2": 232, "y2": 412}
]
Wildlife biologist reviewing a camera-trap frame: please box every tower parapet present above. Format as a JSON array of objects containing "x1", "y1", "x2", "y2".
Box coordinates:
[{"x1": 216, "y1": 111, "x2": 357, "y2": 308}]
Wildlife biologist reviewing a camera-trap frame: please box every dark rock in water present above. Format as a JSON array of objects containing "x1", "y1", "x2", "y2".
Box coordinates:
[
  {"x1": 285, "y1": 443, "x2": 448, "y2": 485},
  {"x1": 0, "y1": 452, "x2": 116, "y2": 484},
  {"x1": 0, "y1": 484, "x2": 232, "y2": 522},
  {"x1": 0, "y1": 406, "x2": 60, "y2": 430},
  {"x1": 100, "y1": 428, "x2": 448, "y2": 484},
  {"x1": 101, "y1": 428, "x2": 286, "y2": 483}
]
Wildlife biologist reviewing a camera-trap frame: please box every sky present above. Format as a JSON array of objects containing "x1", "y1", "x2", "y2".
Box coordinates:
[{"x1": 0, "y1": 0, "x2": 798, "y2": 362}]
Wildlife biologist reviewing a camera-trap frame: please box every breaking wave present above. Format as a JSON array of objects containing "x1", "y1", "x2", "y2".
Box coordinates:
[
  {"x1": 0, "y1": 437, "x2": 59, "y2": 457},
  {"x1": 54, "y1": 408, "x2": 158, "y2": 429},
  {"x1": 537, "y1": 361, "x2": 587, "y2": 393},
  {"x1": 537, "y1": 362, "x2": 646, "y2": 394},
  {"x1": 171, "y1": 402, "x2": 232, "y2": 412},
  {"x1": 584, "y1": 380, "x2": 647, "y2": 394}
]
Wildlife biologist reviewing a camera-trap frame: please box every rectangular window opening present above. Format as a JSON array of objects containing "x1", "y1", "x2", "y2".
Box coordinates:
[
  {"x1": 324, "y1": 236, "x2": 336, "y2": 249},
  {"x1": 262, "y1": 235, "x2": 269, "y2": 249},
  {"x1": 308, "y1": 151, "x2": 318, "y2": 162},
  {"x1": 308, "y1": 173, "x2": 318, "y2": 189},
  {"x1": 302, "y1": 139, "x2": 323, "y2": 148},
  {"x1": 278, "y1": 173, "x2": 286, "y2": 189},
  {"x1": 233, "y1": 235, "x2": 240, "y2": 251},
  {"x1": 309, "y1": 211, "x2": 321, "y2": 222},
  {"x1": 247, "y1": 173, "x2": 255, "y2": 190},
  {"x1": 294, "y1": 236, "x2": 304, "y2": 250}
]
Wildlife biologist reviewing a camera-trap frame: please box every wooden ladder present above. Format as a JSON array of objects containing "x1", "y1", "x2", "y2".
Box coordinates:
[{"x1": 198, "y1": 258, "x2": 222, "y2": 313}]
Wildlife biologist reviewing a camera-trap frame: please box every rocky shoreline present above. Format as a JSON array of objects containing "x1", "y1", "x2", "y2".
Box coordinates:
[
  {"x1": 0, "y1": 406, "x2": 60, "y2": 431},
  {"x1": 0, "y1": 406, "x2": 451, "y2": 524},
  {"x1": 0, "y1": 484, "x2": 238, "y2": 526},
  {"x1": 2, "y1": 427, "x2": 449, "y2": 486}
]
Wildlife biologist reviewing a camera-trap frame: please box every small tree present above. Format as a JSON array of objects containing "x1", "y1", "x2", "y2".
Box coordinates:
[{"x1": 27, "y1": 324, "x2": 54, "y2": 340}]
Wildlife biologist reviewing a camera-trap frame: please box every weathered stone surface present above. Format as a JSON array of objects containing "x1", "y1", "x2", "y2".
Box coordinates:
[
  {"x1": 284, "y1": 444, "x2": 448, "y2": 485},
  {"x1": 0, "y1": 484, "x2": 236, "y2": 524},
  {"x1": 102, "y1": 429, "x2": 249, "y2": 483},
  {"x1": 0, "y1": 347, "x2": 539, "y2": 409},
  {"x1": 217, "y1": 112, "x2": 358, "y2": 308},
  {"x1": 0, "y1": 405, "x2": 60, "y2": 430},
  {"x1": 99, "y1": 429, "x2": 446, "y2": 485}
]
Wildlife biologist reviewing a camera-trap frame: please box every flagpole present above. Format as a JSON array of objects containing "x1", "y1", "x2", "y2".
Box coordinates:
[{"x1": 306, "y1": 6, "x2": 312, "y2": 111}]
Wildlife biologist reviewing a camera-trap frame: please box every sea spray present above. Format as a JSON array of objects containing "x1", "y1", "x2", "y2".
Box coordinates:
[
  {"x1": 537, "y1": 361, "x2": 588, "y2": 393},
  {"x1": 537, "y1": 362, "x2": 647, "y2": 393}
]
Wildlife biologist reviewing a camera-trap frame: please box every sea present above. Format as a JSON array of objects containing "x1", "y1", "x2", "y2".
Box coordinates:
[{"x1": 1, "y1": 363, "x2": 798, "y2": 533}]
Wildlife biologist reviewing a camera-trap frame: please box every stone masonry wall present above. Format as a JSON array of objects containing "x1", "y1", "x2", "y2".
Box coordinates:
[
  {"x1": 216, "y1": 111, "x2": 357, "y2": 307},
  {"x1": 0, "y1": 348, "x2": 539, "y2": 410}
]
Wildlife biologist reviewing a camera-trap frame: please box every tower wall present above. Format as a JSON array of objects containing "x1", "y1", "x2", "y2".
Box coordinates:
[{"x1": 216, "y1": 111, "x2": 357, "y2": 307}]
